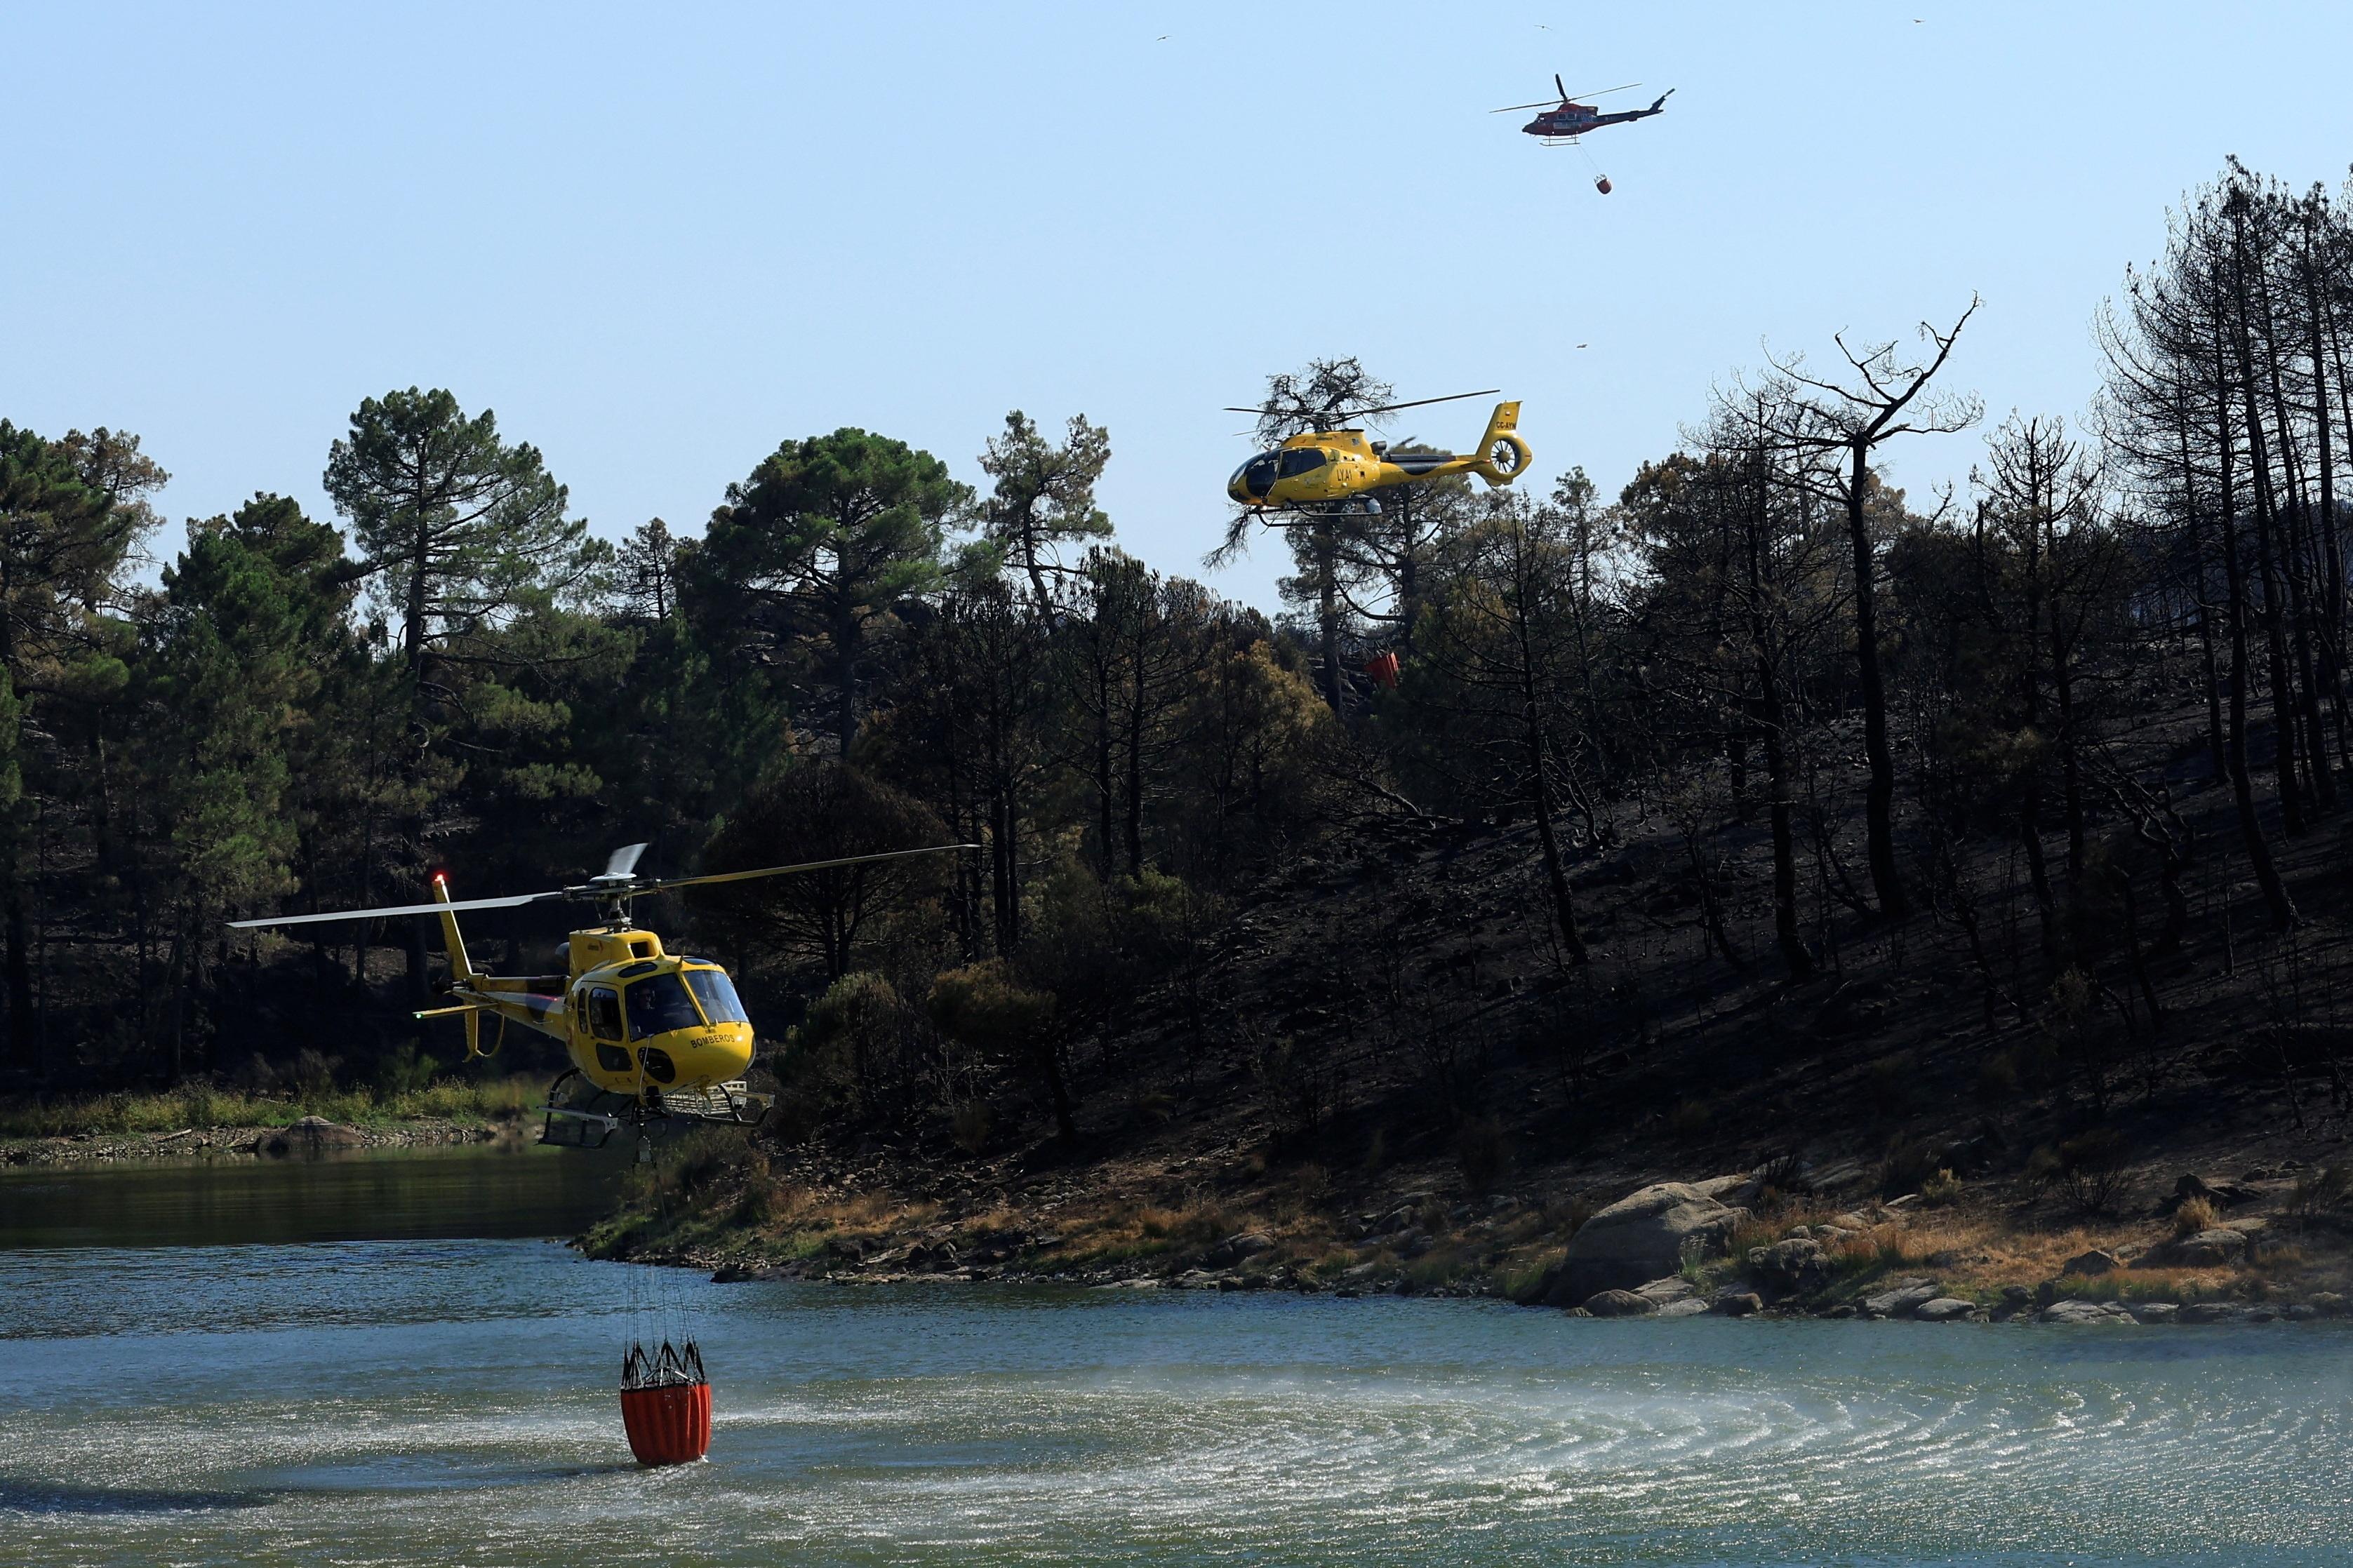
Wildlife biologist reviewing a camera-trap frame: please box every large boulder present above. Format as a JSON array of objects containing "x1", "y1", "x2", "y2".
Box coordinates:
[
  {"x1": 1691, "y1": 1172, "x2": 1763, "y2": 1207},
  {"x1": 2178, "y1": 1301, "x2": 2243, "y2": 1325},
  {"x1": 2157, "y1": 1228, "x2": 2251, "y2": 1268},
  {"x1": 1559, "y1": 1183, "x2": 1747, "y2": 1301},
  {"x1": 1913, "y1": 1297, "x2": 1978, "y2": 1322},
  {"x1": 1862, "y1": 1280, "x2": 1941, "y2": 1318},
  {"x1": 1203, "y1": 1232, "x2": 1274, "y2": 1268},
  {"x1": 257, "y1": 1116, "x2": 367, "y2": 1156},
  {"x1": 1748, "y1": 1237, "x2": 1831, "y2": 1299},
  {"x1": 2039, "y1": 1299, "x2": 2135, "y2": 1325},
  {"x1": 1581, "y1": 1288, "x2": 1657, "y2": 1318}
]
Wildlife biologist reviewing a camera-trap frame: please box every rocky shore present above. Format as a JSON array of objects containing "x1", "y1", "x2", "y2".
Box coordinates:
[
  {"x1": 1, "y1": 1115, "x2": 503, "y2": 1165},
  {"x1": 592, "y1": 1148, "x2": 2353, "y2": 1327}
]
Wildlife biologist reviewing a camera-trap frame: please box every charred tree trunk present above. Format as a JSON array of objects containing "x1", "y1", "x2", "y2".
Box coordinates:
[{"x1": 1844, "y1": 440, "x2": 1909, "y2": 917}]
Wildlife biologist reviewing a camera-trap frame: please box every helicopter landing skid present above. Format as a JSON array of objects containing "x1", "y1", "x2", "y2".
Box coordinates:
[
  {"x1": 535, "y1": 1068, "x2": 773, "y2": 1150},
  {"x1": 1247, "y1": 497, "x2": 1383, "y2": 524}
]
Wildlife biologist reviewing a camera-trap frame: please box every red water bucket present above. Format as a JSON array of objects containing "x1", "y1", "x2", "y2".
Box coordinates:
[
  {"x1": 620, "y1": 1379, "x2": 712, "y2": 1466},
  {"x1": 1594, "y1": 175, "x2": 1613, "y2": 195}
]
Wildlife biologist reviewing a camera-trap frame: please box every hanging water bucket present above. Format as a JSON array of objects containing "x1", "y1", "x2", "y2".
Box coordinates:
[
  {"x1": 1594, "y1": 175, "x2": 1613, "y2": 195},
  {"x1": 620, "y1": 1339, "x2": 712, "y2": 1466}
]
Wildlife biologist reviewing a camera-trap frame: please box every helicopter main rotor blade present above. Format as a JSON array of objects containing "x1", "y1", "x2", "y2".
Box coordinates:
[
  {"x1": 227, "y1": 890, "x2": 566, "y2": 930},
  {"x1": 1554, "y1": 72, "x2": 1566, "y2": 100},
  {"x1": 1225, "y1": 389, "x2": 1499, "y2": 421},
  {"x1": 604, "y1": 842, "x2": 648, "y2": 879},
  {"x1": 637, "y1": 842, "x2": 981, "y2": 897},
  {"x1": 1493, "y1": 81, "x2": 1639, "y2": 112},
  {"x1": 1352, "y1": 389, "x2": 1501, "y2": 417}
]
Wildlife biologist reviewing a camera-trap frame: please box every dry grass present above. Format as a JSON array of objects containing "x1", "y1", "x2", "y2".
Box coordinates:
[
  {"x1": 1713, "y1": 1202, "x2": 2334, "y2": 1306},
  {"x1": 2173, "y1": 1195, "x2": 2219, "y2": 1237},
  {"x1": 0, "y1": 1076, "x2": 538, "y2": 1138}
]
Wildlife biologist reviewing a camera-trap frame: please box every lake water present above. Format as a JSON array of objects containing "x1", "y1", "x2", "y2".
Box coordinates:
[{"x1": 3, "y1": 1149, "x2": 2350, "y2": 1566}]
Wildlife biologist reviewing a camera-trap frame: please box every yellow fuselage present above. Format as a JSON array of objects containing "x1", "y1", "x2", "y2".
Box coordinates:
[
  {"x1": 453, "y1": 927, "x2": 756, "y2": 1100},
  {"x1": 1227, "y1": 401, "x2": 1529, "y2": 511}
]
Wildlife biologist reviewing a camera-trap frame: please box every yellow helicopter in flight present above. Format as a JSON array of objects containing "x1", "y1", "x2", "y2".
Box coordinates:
[
  {"x1": 1225, "y1": 390, "x2": 1531, "y2": 516},
  {"x1": 229, "y1": 841, "x2": 972, "y2": 1151}
]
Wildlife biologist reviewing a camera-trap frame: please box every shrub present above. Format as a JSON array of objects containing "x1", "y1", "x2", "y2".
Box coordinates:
[
  {"x1": 1865, "y1": 1052, "x2": 1919, "y2": 1120},
  {"x1": 1547, "y1": 1194, "x2": 1594, "y2": 1238},
  {"x1": 949, "y1": 1099, "x2": 993, "y2": 1155},
  {"x1": 2285, "y1": 1167, "x2": 2352, "y2": 1230},
  {"x1": 1502, "y1": 1249, "x2": 1564, "y2": 1305},
  {"x1": 782, "y1": 972, "x2": 916, "y2": 1124},
  {"x1": 1248, "y1": 1031, "x2": 1342, "y2": 1151},
  {"x1": 1921, "y1": 1167, "x2": 1964, "y2": 1207},
  {"x1": 375, "y1": 1042, "x2": 440, "y2": 1097},
  {"x1": 1455, "y1": 1117, "x2": 1510, "y2": 1193},
  {"x1": 669, "y1": 1127, "x2": 753, "y2": 1202},
  {"x1": 2173, "y1": 1194, "x2": 2218, "y2": 1238},
  {"x1": 732, "y1": 1163, "x2": 785, "y2": 1226},
  {"x1": 2058, "y1": 1129, "x2": 2128, "y2": 1217},
  {"x1": 1754, "y1": 1150, "x2": 1811, "y2": 1205},
  {"x1": 1879, "y1": 1136, "x2": 1939, "y2": 1198},
  {"x1": 293, "y1": 1048, "x2": 338, "y2": 1099},
  {"x1": 1975, "y1": 1051, "x2": 2020, "y2": 1104}
]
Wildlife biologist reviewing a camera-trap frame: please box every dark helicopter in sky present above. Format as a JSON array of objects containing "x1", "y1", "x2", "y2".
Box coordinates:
[
  {"x1": 1495, "y1": 76, "x2": 1674, "y2": 143},
  {"x1": 1492, "y1": 76, "x2": 1673, "y2": 194}
]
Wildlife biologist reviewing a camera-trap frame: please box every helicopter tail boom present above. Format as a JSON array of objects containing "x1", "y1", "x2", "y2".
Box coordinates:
[{"x1": 1471, "y1": 402, "x2": 1532, "y2": 488}]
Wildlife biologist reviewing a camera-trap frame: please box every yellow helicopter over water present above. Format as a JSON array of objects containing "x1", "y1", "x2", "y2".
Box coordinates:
[
  {"x1": 1225, "y1": 390, "x2": 1531, "y2": 516},
  {"x1": 229, "y1": 841, "x2": 972, "y2": 1151}
]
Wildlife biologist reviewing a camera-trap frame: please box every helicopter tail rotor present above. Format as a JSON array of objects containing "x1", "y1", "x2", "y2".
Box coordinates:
[{"x1": 1472, "y1": 402, "x2": 1531, "y2": 488}]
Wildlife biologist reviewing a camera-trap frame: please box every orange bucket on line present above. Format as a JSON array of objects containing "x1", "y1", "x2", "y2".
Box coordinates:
[{"x1": 620, "y1": 1339, "x2": 712, "y2": 1466}]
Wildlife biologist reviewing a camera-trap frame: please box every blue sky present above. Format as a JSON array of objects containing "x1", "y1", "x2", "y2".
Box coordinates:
[{"x1": 5, "y1": 1, "x2": 2349, "y2": 611}]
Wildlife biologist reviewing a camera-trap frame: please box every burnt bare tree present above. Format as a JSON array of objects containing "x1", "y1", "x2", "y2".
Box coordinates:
[{"x1": 1768, "y1": 301, "x2": 1984, "y2": 918}]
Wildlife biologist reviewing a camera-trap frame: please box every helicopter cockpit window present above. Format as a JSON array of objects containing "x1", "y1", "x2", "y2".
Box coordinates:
[
  {"x1": 685, "y1": 968, "x2": 749, "y2": 1026},
  {"x1": 587, "y1": 987, "x2": 624, "y2": 1041},
  {"x1": 625, "y1": 972, "x2": 704, "y2": 1040},
  {"x1": 1234, "y1": 453, "x2": 1279, "y2": 498},
  {"x1": 1277, "y1": 448, "x2": 1328, "y2": 479}
]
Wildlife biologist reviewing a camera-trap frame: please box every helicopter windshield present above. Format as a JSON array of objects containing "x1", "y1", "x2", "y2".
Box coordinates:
[
  {"x1": 1231, "y1": 453, "x2": 1279, "y2": 500},
  {"x1": 1277, "y1": 448, "x2": 1328, "y2": 478},
  {"x1": 684, "y1": 968, "x2": 749, "y2": 1025},
  {"x1": 625, "y1": 972, "x2": 704, "y2": 1040}
]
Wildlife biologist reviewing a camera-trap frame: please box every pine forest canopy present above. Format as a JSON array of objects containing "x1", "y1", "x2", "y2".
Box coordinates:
[{"x1": 4, "y1": 163, "x2": 2353, "y2": 1176}]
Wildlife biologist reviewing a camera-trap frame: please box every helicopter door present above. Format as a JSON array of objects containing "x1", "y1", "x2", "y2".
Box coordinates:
[
  {"x1": 586, "y1": 986, "x2": 629, "y2": 1073},
  {"x1": 1277, "y1": 448, "x2": 1328, "y2": 481}
]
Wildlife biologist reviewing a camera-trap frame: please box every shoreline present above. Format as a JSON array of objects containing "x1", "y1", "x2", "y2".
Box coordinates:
[
  {"x1": 1, "y1": 1115, "x2": 507, "y2": 1165},
  {"x1": 606, "y1": 1235, "x2": 2351, "y2": 1329},
  {"x1": 582, "y1": 1148, "x2": 2353, "y2": 1329}
]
